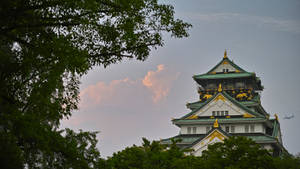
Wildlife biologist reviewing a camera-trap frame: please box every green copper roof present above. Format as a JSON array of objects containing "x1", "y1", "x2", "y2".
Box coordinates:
[
  {"x1": 193, "y1": 72, "x2": 254, "y2": 80},
  {"x1": 187, "y1": 95, "x2": 260, "y2": 110},
  {"x1": 162, "y1": 133, "x2": 277, "y2": 148},
  {"x1": 173, "y1": 117, "x2": 267, "y2": 125},
  {"x1": 186, "y1": 101, "x2": 205, "y2": 110},
  {"x1": 161, "y1": 134, "x2": 205, "y2": 145},
  {"x1": 246, "y1": 135, "x2": 277, "y2": 143},
  {"x1": 179, "y1": 91, "x2": 264, "y2": 121}
]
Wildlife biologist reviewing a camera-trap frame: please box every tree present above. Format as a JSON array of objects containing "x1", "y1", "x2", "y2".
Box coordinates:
[
  {"x1": 103, "y1": 137, "x2": 300, "y2": 169},
  {"x1": 273, "y1": 154, "x2": 300, "y2": 169},
  {"x1": 106, "y1": 138, "x2": 193, "y2": 169},
  {"x1": 201, "y1": 136, "x2": 275, "y2": 169},
  {"x1": 0, "y1": 0, "x2": 191, "y2": 168}
]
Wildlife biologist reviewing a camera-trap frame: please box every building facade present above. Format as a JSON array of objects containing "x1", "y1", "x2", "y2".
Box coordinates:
[{"x1": 162, "y1": 51, "x2": 286, "y2": 156}]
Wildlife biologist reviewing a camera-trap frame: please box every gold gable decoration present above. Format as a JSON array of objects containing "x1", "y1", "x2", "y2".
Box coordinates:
[
  {"x1": 187, "y1": 115, "x2": 198, "y2": 119},
  {"x1": 243, "y1": 113, "x2": 254, "y2": 118},
  {"x1": 203, "y1": 94, "x2": 213, "y2": 99},
  {"x1": 215, "y1": 94, "x2": 226, "y2": 101},
  {"x1": 208, "y1": 130, "x2": 225, "y2": 142},
  {"x1": 236, "y1": 93, "x2": 247, "y2": 99},
  {"x1": 222, "y1": 61, "x2": 229, "y2": 65},
  {"x1": 213, "y1": 118, "x2": 219, "y2": 128}
]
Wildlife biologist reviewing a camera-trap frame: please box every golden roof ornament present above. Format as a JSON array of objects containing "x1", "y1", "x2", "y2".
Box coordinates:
[
  {"x1": 275, "y1": 114, "x2": 279, "y2": 121},
  {"x1": 224, "y1": 50, "x2": 227, "y2": 59},
  {"x1": 188, "y1": 115, "x2": 198, "y2": 119},
  {"x1": 218, "y1": 83, "x2": 222, "y2": 92},
  {"x1": 213, "y1": 118, "x2": 219, "y2": 128}
]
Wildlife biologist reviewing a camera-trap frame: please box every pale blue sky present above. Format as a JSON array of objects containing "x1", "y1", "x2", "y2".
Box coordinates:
[{"x1": 62, "y1": 0, "x2": 300, "y2": 157}]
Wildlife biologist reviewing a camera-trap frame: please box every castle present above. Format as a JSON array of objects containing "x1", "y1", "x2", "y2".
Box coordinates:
[{"x1": 162, "y1": 51, "x2": 286, "y2": 156}]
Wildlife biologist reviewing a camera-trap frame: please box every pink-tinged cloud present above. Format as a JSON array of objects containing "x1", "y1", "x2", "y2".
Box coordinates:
[
  {"x1": 142, "y1": 64, "x2": 180, "y2": 103},
  {"x1": 79, "y1": 78, "x2": 139, "y2": 108},
  {"x1": 79, "y1": 64, "x2": 179, "y2": 108}
]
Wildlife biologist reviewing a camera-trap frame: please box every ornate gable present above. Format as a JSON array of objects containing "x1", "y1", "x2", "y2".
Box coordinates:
[
  {"x1": 184, "y1": 92, "x2": 260, "y2": 120},
  {"x1": 191, "y1": 127, "x2": 228, "y2": 156},
  {"x1": 207, "y1": 50, "x2": 246, "y2": 74}
]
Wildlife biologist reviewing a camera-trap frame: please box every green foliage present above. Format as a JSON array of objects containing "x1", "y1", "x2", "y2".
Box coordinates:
[
  {"x1": 202, "y1": 136, "x2": 275, "y2": 169},
  {"x1": 203, "y1": 137, "x2": 273, "y2": 169},
  {"x1": 105, "y1": 138, "x2": 191, "y2": 169},
  {"x1": 105, "y1": 137, "x2": 300, "y2": 169},
  {"x1": 273, "y1": 154, "x2": 300, "y2": 169},
  {"x1": 0, "y1": 0, "x2": 191, "y2": 168}
]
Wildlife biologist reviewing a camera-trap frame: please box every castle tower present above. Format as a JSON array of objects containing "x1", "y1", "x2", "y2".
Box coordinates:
[{"x1": 162, "y1": 51, "x2": 286, "y2": 156}]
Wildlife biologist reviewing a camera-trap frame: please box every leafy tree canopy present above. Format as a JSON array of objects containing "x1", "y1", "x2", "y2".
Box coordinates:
[
  {"x1": 104, "y1": 137, "x2": 300, "y2": 169},
  {"x1": 0, "y1": 0, "x2": 191, "y2": 168},
  {"x1": 202, "y1": 136, "x2": 274, "y2": 169},
  {"x1": 105, "y1": 138, "x2": 200, "y2": 169}
]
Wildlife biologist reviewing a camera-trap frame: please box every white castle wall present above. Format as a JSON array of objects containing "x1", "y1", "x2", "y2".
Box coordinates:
[{"x1": 180, "y1": 123, "x2": 264, "y2": 134}]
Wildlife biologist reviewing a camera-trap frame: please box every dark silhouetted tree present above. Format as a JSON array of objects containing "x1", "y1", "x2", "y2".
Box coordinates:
[{"x1": 0, "y1": 0, "x2": 191, "y2": 168}]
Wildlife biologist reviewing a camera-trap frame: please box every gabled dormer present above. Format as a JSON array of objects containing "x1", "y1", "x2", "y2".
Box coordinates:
[
  {"x1": 206, "y1": 50, "x2": 246, "y2": 74},
  {"x1": 187, "y1": 119, "x2": 229, "y2": 156},
  {"x1": 179, "y1": 86, "x2": 264, "y2": 120}
]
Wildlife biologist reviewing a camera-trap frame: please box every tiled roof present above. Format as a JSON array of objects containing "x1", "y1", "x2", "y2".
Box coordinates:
[
  {"x1": 193, "y1": 72, "x2": 254, "y2": 80},
  {"x1": 173, "y1": 117, "x2": 267, "y2": 125},
  {"x1": 162, "y1": 133, "x2": 278, "y2": 148},
  {"x1": 231, "y1": 133, "x2": 277, "y2": 143},
  {"x1": 161, "y1": 134, "x2": 206, "y2": 145},
  {"x1": 178, "y1": 91, "x2": 264, "y2": 121}
]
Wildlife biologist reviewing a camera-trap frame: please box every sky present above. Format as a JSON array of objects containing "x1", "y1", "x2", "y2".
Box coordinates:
[{"x1": 61, "y1": 0, "x2": 300, "y2": 157}]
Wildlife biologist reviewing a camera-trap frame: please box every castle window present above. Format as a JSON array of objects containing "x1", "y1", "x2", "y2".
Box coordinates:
[
  {"x1": 225, "y1": 126, "x2": 230, "y2": 132},
  {"x1": 193, "y1": 127, "x2": 197, "y2": 134},
  {"x1": 245, "y1": 125, "x2": 249, "y2": 133},
  {"x1": 187, "y1": 127, "x2": 191, "y2": 134},
  {"x1": 213, "y1": 111, "x2": 229, "y2": 116},
  {"x1": 231, "y1": 126, "x2": 235, "y2": 133},
  {"x1": 250, "y1": 125, "x2": 255, "y2": 132}
]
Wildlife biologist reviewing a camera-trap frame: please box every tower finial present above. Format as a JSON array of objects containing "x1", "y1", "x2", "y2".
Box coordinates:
[
  {"x1": 213, "y1": 118, "x2": 219, "y2": 128},
  {"x1": 224, "y1": 49, "x2": 227, "y2": 59}
]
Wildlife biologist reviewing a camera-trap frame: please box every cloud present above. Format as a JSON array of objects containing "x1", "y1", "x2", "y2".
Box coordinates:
[
  {"x1": 143, "y1": 64, "x2": 180, "y2": 103},
  {"x1": 79, "y1": 64, "x2": 180, "y2": 108},
  {"x1": 190, "y1": 12, "x2": 300, "y2": 34},
  {"x1": 62, "y1": 64, "x2": 181, "y2": 157}
]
